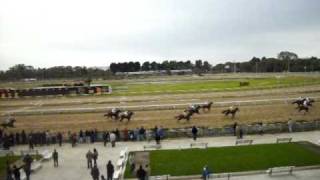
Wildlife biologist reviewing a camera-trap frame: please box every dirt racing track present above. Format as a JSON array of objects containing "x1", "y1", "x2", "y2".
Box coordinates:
[{"x1": 3, "y1": 97, "x2": 320, "y2": 133}]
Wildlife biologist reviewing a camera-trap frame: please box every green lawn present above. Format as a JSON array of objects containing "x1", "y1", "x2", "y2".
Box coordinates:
[
  {"x1": 0, "y1": 155, "x2": 42, "y2": 178},
  {"x1": 111, "y1": 76, "x2": 320, "y2": 96},
  {"x1": 1, "y1": 75, "x2": 320, "y2": 96},
  {"x1": 126, "y1": 143, "x2": 320, "y2": 177}
]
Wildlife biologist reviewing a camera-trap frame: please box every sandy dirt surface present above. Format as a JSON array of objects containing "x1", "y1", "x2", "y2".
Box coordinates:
[{"x1": 4, "y1": 102, "x2": 320, "y2": 133}]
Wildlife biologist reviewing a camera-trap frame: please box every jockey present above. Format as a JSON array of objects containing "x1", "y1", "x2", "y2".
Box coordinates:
[
  {"x1": 303, "y1": 99, "x2": 308, "y2": 108},
  {"x1": 111, "y1": 108, "x2": 118, "y2": 113},
  {"x1": 305, "y1": 97, "x2": 310, "y2": 103},
  {"x1": 190, "y1": 104, "x2": 196, "y2": 110},
  {"x1": 229, "y1": 106, "x2": 234, "y2": 111},
  {"x1": 123, "y1": 111, "x2": 128, "y2": 116}
]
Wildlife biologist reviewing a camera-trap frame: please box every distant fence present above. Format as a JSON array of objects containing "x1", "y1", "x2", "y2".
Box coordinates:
[{"x1": 54, "y1": 119, "x2": 320, "y2": 142}]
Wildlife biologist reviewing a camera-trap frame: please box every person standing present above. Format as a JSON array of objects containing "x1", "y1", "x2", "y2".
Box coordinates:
[
  {"x1": 93, "y1": 148, "x2": 99, "y2": 165},
  {"x1": 109, "y1": 132, "x2": 116, "y2": 147},
  {"x1": 288, "y1": 119, "x2": 294, "y2": 133},
  {"x1": 6, "y1": 161, "x2": 13, "y2": 180},
  {"x1": 155, "y1": 132, "x2": 161, "y2": 145},
  {"x1": 239, "y1": 127, "x2": 243, "y2": 139},
  {"x1": 106, "y1": 160, "x2": 114, "y2": 180},
  {"x1": 136, "y1": 165, "x2": 146, "y2": 180},
  {"x1": 13, "y1": 165, "x2": 20, "y2": 180},
  {"x1": 233, "y1": 122, "x2": 238, "y2": 136},
  {"x1": 91, "y1": 165, "x2": 100, "y2": 180},
  {"x1": 53, "y1": 149, "x2": 59, "y2": 167},
  {"x1": 103, "y1": 131, "x2": 108, "y2": 147},
  {"x1": 23, "y1": 154, "x2": 33, "y2": 180},
  {"x1": 86, "y1": 150, "x2": 93, "y2": 169},
  {"x1": 57, "y1": 132, "x2": 62, "y2": 147},
  {"x1": 192, "y1": 126, "x2": 198, "y2": 141}
]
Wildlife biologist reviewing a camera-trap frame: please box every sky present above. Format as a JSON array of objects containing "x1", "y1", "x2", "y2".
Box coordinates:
[{"x1": 0, "y1": 0, "x2": 320, "y2": 70}]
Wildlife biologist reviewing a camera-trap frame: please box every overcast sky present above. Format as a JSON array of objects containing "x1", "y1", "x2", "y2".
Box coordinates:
[{"x1": 0, "y1": 0, "x2": 320, "y2": 70}]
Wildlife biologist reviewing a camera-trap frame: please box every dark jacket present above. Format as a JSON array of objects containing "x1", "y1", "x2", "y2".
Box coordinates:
[
  {"x1": 136, "y1": 167, "x2": 146, "y2": 180},
  {"x1": 107, "y1": 162, "x2": 114, "y2": 174},
  {"x1": 91, "y1": 166, "x2": 100, "y2": 178}
]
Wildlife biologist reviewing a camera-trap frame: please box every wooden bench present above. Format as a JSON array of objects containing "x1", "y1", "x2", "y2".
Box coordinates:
[
  {"x1": 190, "y1": 142, "x2": 208, "y2": 149},
  {"x1": 213, "y1": 173, "x2": 231, "y2": 180},
  {"x1": 235, "y1": 139, "x2": 253, "y2": 145},
  {"x1": 276, "y1": 137, "x2": 292, "y2": 143},
  {"x1": 150, "y1": 175, "x2": 170, "y2": 180},
  {"x1": 267, "y1": 166, "x2": 295, "y2": 176},
  {"x1": 143, "y1": 144, "x2": 161, "y2": 150}
]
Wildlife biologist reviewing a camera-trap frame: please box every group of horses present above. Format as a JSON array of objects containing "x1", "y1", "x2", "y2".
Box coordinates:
[
  {"x1": 175, "y1": 101, "x2": 240, "y2": 121},
  {"x1": 1, "y1": 97, "x2": 315, "y2": 129},
  {"x1": 292, "y1": 97, "x2": 315, "y2": 113},
  {"x1": 104, "y1": 108, "x2": 134, "y2": 122}
]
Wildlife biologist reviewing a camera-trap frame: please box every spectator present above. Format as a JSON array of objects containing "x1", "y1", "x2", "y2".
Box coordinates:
[
  {"x1": 158, "y1": 126, "x2": 164, "y2": 139},
  {"x1": 13, "y1": 165, "x2": 20, "y2": 180},
  {"x1": 28, "y1": 134, "x2": 34, "y2": 150},
  {"x1": 79, "y1": 130, "x2": 84, "y2": 143},
  {"x1": 103, "y1": 131, "x2": 108, "y2": 146},
  {"x1": 53, "y1": 149, "x2": 59, "y2": 167},
  {"x1": 93, "y1": 148, "x2": 99, "y2": 165},
  {"x1": 123, "y1": 128, "x2": 129, "y2": 141},
  {"x1": 233, "y1": 122, "x2": 238, "y2": 136},
  {"x1": 258, "y1": 122, "x2": 263, "y2": 135},
  {"x1": 192, "y1": 126, "x2": 198, "y2": 141},
  {"x1": 23, "y1": 154, "x2": 33, "y2": 180},
  {"x1": 110, "y1": 132, "x2": 116, "y2": 147},
  {"x1": 6, "y1": 161, "x2": 13, "y2": 180},
  {"x1": 106, "y1": 160, "x2": 114, "y2": 180},
  {"x1": 202, "y1": 165, "x2": 211, "y2": 180},
  {"x1": 155, "y1": 132, "x2": 161, "y2": 145},
  {"x1": 91, "y1": 165, "x2": 100, "y2": 180},
  {"x1": 134, "y1": 128, "x2": 139, "y2": 141},
  {"x1": 239, "y1": 127, "x2": 244, "y2": 139},
  {"x1": 136, "y1": 165, "x2": 146, "y2": 180},
  {"x1": 86, "y1": 150, "x2": 93, "y2": 169},
  {"x1": 114, "y1": 129, "x2": 120, "y2": 141},
  {"x1": 139, "y1": 126, "x2": 146, "y2": 141},
  {"x1": 57, "y1": 132, "x2": 63, "y2": 147},
  {"x1": 288, "y1": 119, "x2": 294, "y2": 133}
]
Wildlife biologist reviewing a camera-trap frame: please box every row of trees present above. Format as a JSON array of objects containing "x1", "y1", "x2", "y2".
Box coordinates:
[
  {"x1": 0, "y1": 52, "x2": 319, "y2": 81},
  {"x1": 0, "y1": 65, "x2": 110, "y2": 80},
  {"x1": 109, "y1": 60, "x2": 211, "y2": 73}
]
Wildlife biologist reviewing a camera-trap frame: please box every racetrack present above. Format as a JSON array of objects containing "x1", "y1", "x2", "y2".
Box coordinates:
[{"x1": 1, "y1": 74, "x2": 320, "y2": 133}]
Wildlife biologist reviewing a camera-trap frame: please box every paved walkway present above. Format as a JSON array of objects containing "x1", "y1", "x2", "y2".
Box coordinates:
[{"x1": 10, "y1": 130, "x2": 320, "y2": 180}]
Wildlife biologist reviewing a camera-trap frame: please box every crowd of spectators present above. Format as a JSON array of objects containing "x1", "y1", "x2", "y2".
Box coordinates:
[{"x1": 0, "y1": 125, "x2": 166, "y2": 150}]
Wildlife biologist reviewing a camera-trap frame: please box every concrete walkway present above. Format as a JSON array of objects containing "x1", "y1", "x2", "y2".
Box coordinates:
[{"x1": 10, "y1": 130, "x2": 320, "y2": 180}]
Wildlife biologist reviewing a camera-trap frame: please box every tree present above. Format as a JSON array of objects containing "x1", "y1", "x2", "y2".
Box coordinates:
[{"x1": 277, "y1": 51, "x2": 298, "y2": 72}]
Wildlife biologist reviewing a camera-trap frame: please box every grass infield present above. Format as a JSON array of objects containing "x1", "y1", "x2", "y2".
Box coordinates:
[{"x1": 125, "y1": 142, "x2": 320, "y2": 177}]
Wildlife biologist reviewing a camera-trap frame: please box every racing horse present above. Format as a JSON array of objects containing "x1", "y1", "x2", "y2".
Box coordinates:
[
  {"x1": 175, "y1": 111, "x2": 193, "y2": 121},
  {"x1": 118, "y1": 111, "x2": 134, "y2": 122},
  {"x1": 222, "y1": 107, "x2": 239, "y2": 119},
  {"x1": 1, "y1": 117, "x2": 16, "y2": 128},
  {"x1": 200, "y1": 101, "x2": 213, "y2": 112},
  {"x1": 296, "y1": 105, "x2": 309, "y2": 114},
  {"x1": 292, "y1": 98, "x2": 314, "y2": 107},
  {"x1": 104, "y1": 108, "x2": 122, "y2": 120}
]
